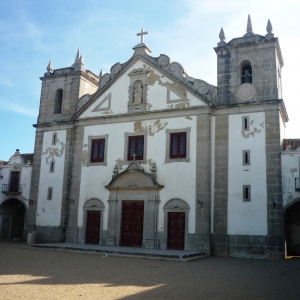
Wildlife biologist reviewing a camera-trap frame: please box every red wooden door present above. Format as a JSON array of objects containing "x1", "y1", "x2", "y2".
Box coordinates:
[
  {"x1": 121, "y1": 201, "x2": 144, "y2": 247},
  {"x1": 168, "y1": 212, "x2": 185, "y2": 250},
  {"x1": 85, "y1": 210, "x2": 100, "y2": 244},
  {"x1": 10, "y1": 172, "x2": 20, "y2": 192}
]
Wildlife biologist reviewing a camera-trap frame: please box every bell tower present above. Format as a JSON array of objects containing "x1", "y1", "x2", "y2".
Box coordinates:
[
  {"x1": 37, "y1": 49, "x2": 99, "y2": 124},
  {"x1": 214, "y1": 15, "x2": 284, "y2": 106}
]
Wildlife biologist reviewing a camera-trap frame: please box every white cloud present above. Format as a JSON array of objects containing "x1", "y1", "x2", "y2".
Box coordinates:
[{"x1": 0, "y1": 100, "x2": 38, "y2": 117}]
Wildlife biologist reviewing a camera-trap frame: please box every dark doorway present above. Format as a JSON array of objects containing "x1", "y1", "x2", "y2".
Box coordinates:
[
  {"x1": 285, "y1": 201, "x2": 300, "y2": 256},
  {"x1": 85, "y1": 210, "x2": 101, "y2": 244},
  {"x1": 168, "y1": 212, "x2": 185, "y2": 250},
  {"x1": 121, "y1": 201, "x2": 144, "y2": 247},
  {"x1": 0, "y1": 199, "x2": 26, "y2": 240}
]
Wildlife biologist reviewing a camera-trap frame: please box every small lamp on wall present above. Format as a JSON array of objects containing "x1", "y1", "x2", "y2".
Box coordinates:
[{"x1": 197, "y1": 199, "x2": 204, "y2": 208}]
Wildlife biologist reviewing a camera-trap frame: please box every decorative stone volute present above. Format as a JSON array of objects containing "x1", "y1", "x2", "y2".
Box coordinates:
[
  {"x1": 265, "y1": 19, "x2": 274, "y2": 40},
  {"x1": 218, "y1": 28, "x2": 226, "y2": 46},
  {"x1": 151, "y1": 161, "x2": 157, "y2": 180},
  {"x1": 112, "y1": 163, "x2": 119, "y2": 178}
]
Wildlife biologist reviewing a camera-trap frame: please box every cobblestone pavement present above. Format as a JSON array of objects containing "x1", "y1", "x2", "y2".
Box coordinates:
[{"x1": 0, "y1": 242, "x2": 299, "y2": 300}]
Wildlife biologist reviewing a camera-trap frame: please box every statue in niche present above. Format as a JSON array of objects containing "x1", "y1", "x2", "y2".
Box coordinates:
[
  {"x1": 134, "y1": 83, "x2": 143, "y2": 104},
  {"x1": 242, "y1": 70, "x2": 252, "y2": 84}
]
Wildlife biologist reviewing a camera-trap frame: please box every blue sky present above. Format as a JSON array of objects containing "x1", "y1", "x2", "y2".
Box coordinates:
[{"x1": 0, "y1": 0, "x2": 299, "y2": 160}]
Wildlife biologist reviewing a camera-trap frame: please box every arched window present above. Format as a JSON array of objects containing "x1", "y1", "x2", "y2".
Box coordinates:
[
  {"x1": 241, "y1": 61, "x2": 252, "y2": 84},
  {"x1": 54, "y1": 89, "x2": 63, "y2": 114}
]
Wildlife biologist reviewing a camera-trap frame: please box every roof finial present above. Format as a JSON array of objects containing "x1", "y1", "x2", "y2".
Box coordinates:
[
  {"x1": 218, "y1": 28, "x2": 226, "y2": 47},
  {"x1": 246, "y1": 14, "x2": 253, "y2": 33},
  {"x1": 46, "y1": 60, "x2": 54, "y2": 72},
  {"x1": 79, "y1": 54, "x2": 84, "y2": 65},
  {"x1": 243, "y1": 15, "x2": 255, "y2": 37},
  {"x1": 99, "y1": 69, "x2": 103, "y2": 78},
  {"x1": 265, "y1": 19, "x2": 274, "y2": 40},
  {"x1": 75, "y1": 48, "x2": 81, "y2": 63}
]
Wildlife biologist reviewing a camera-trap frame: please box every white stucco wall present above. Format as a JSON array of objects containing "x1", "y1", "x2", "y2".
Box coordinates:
[
  {"x1": 228, "y1": 112, "x2": 267, "y2": 235},
  {"x1": 36, "y1": 130, "x2": 66, "y2": 226},
  {"x1": 282, "y1": 151, "x2": 300, "y2": 207},
  {"x1": 78, "y1": 116, "x2": 197, "y2": 233},
  {"x1": 79, "y1": 60, "x2": 207, "y2": 119},
  {"x1": 0, "y1": 159, "x2": 31, "y2": 207}
]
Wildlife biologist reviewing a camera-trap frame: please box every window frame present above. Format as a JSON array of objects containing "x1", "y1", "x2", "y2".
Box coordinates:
[
  {"x1": 243, "y1": 185, "x2": 251, "y2": 202},
  {"x1": 50, "y1": 160, "x2": 55, "y2": 173},
  {"x1": 170, "y1": 132, "x2": 187, "y2": 159},
  {"x1": 47, "y1": 187, "x2": 53, "y2": 200},
  {"x1": 86, "y1": 135, "x2": 109, "y2": 167},
  {"x1": 127, "y1": 135, "x2": 144, "y2": 161},
  {"x1": 242, "y1": 116, "x2": 250, "y2": 131},
  {"x1": 90, "y1": 138, "x2": 106, "y2": 163},
  {"x1": 124, "y1": 131, "x2": 147, "y2": 164},
  {"x1": 165, "y1": 128, "x2": 191, "y2": 164},
  {"x1": 243, "y1": 150, "x2": 250, "y2": 166}
]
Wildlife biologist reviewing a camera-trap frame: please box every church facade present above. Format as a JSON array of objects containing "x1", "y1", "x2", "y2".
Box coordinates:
[{"x1": 27, "y1": 16, "x2": 287, "y2": 259}]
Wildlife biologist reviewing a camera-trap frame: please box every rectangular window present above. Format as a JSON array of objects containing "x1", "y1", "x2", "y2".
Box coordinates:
[
  {"x1": 170, "y1": 132, "x2": 186, "y2": 159},
  {"x1": 243, "y1": 185, "x2": 251, "y2": 202},
  {"x1": 128, "y1": 136, "x2": 144, "y2": 161},
  {"x1": 50, "y1": 160, "x2": 55, "y2": 172},
  {"x1": 243, "y1": 150, "x2": 250, "y2": 165},
  {"x1": 52, "y1": 133, "x2": 57, "y2": 145},
  {"x1": 47, "y1": 187, "x2": 53, "y2": 200},
  {"x1": 91, "y1": 139, "x2": 105, "y2": 162},
  {"x1": 242, "y1": 116, "x2": 249, "y2": 131}
]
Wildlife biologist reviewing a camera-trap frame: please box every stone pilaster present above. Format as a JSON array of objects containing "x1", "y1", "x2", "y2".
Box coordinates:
[
  {"x1": 265, "y1": 109, "x2": 284, "y2": 259},
  {"x1": 65, "y1": 126, "x2": 84, "y2": 243},
  {"x1": 194, "y1": 113, "x2": 211, "y2": 253},
  {"x1": 27, "y1": 130, "x2": 44, "y2": 234},
  {"x1": 105, "y1": 199, "x2": 118, "y2": 246},
  {"x1": 144, "y1": 199, "x2": 160, "y2": 249},
  {"x1": 212, "y1": 114, "x2": 229, "y2": 257}
]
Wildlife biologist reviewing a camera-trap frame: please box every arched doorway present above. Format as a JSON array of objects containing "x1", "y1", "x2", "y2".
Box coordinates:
[
  {"x1": 284, "y1": 198, "x2": 300, "y2": 256},
  {"x1": 0, "y1": 198, "x2": 26, "y2": 241}
]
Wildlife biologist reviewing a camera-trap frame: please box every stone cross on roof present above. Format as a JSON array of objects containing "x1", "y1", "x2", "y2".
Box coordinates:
[
  {"x1": 137, "y1": 29, "x2": 149, "y2": 44},
  {"x1": 132, "y1": 153, "x2": 137, "y2": 161}
]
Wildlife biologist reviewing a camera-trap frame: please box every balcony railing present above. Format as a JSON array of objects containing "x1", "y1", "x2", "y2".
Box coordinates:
[
  {"x1": 1, "y1": 184, "x2": 23, "y2": 194},
  {"x1": 296, "y1": 178, "x2": 300, "y2": 192}
]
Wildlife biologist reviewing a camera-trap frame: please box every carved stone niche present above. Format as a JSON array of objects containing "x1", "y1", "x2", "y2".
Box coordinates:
[{"x1": 128, "y1": 68, "x2": 149, "y2": 113}]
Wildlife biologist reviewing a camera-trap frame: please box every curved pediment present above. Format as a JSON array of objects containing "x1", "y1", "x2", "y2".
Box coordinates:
[{"x1": 105, "y1": 162, "x2": 163, "y2": 190}]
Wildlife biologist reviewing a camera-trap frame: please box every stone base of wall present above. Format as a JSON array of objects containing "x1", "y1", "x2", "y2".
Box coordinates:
[
  {"x1": 65, "y1": 225, "x2": 78, "y2": 243},
  {"x1": 188, "y1": 233, "x2": 210, "y2": 253},
  {"x1": 35, "y1": 226, "x2": 65, "y2": 243},
  {"x1": 211, "y1": 234, "x2": 229, "y2": 257},
  {"x1": 222, "y1": 234, "x2": 285, "y2": 259}
]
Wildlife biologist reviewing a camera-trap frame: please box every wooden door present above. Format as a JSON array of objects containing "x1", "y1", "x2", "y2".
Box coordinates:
[
  {"x1": 85, "y1": 210, "x2": 100, "y2": 244},
  {"x1": 168, "y1": 212, "x2": 185, "y2": 250},
  {"x1": 10, "y1": 172, "x2": 20, "y2": 192},
  {"x1": 121, "y1": 201, "x2": 144, "y2": 247}
]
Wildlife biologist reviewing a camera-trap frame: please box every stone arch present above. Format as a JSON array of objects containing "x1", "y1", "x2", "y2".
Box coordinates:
[
  {"x1": 164, "y1": 198, "x2": 190, "y2": 211},
  {"x1": 54, "y1": 88, "x2": 63, "y2": 114},
  {"x1": 284, "y1": 197, "x2": 300, "y2": 256},
  {"x1": 83, "y1": 198, "x2": 105, "y2": 210},
  {"x1": 163, "y1": 198, "x2": 190, "y2": 250},
  {"x1": 82, "y1": 198, "x2": 105, "y2": 245},
  {"x1": 0, "y1": 198, "x2": 27, "y2": 241}
]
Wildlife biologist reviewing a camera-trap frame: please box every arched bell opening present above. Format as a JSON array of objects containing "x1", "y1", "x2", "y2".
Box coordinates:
[
  {"x1": 240, "y1": 60, "x2": 253, "y2": 84},
  {"x1": 0, "y1": 198, "x2": 27, "y2": 241},
  {"x1": 284, "y1": 198, "x2": 300, "y2": 257}
]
